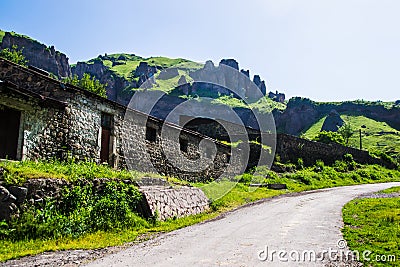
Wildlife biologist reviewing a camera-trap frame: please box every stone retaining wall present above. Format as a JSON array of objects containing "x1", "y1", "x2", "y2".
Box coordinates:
[
  {"x1": 139, "y1": 186, "x2": 209, "y2": 220},
  {"x1": 0, "y1": 178, "x2": 209, "y2": 221}
]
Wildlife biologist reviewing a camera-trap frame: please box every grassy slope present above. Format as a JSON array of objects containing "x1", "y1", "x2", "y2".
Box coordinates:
[
  {"x1": 0, "y1": 30, "x2": 5, "y2": 43},
  {"x1": 303, "y1": 115, "x2": 400, "y2": 155},
  {"x1": 92, "y1": 53, "x2": 203, "y2": 80},
  {"x1": 342, "y1": 187, "x2": 400, "y2": 266}
]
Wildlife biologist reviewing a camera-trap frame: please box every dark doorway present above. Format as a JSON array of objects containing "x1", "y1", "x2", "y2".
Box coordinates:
[
  {"x1": 100, "y1": 113, "x2": 112, "y2": 164},
  {"x1": 0, "y1": 106, "x2": 21, "y2": 160}
]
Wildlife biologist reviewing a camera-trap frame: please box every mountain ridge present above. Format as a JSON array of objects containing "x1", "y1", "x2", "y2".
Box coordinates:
[{"x1": 1, "y1": 29, "x2": 399, "y2": 152}]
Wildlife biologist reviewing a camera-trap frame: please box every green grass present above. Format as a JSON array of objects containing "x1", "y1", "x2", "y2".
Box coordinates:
[
  {"x1": 249, "y1": 96, "x2": 287, "y2": 113},
  {"x1": 89, "y1": 53, "x2": 203, "y2": 80},
  {"x1": 0, "y1": 211, "x2": 217, "y2": 262},
  {"x1": 0, "y1": 30, "x2": 5, "y2": 43},
  {"x1": 0, "y1": 160, "x2": 399, "y2": 262},
  {"x1": 152, "y1": 69, "x2": 193, "y2": 93},
  {"x1": 342, "y1": 191, "x2": 400, "y2": 266},
  {"x1": 0, "y1": 159, "x2": 163, "y2": 185},
  {"x1": 303, "y1": 115, "x2": 400, "y2": 155},
  {"x1": 379, "y1": 186, "x2": 400, "y2": 194}
]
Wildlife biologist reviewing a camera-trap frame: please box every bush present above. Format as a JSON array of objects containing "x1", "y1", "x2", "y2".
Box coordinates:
[
  {"x1": 314, "y1": 160, "x2": 325, "y2": 172},
  {"x1": 313, "y1": 131, "x2": 346, "y2": 145},
  {"x1": 1, "y1": 181, "x2": 146, "y2": 240},
  {"x1": 63, "y1": 73, "x2": 107, "y2": 98},
  {"x1": 0, "y1": 45, "x2": 27, "y2": 66},
  {"x1": 239, "y1": 173, "x2": 253, "y2": 184},
  {"x1": 296, "y1": 158, "x2": 304, "y2": 170}
]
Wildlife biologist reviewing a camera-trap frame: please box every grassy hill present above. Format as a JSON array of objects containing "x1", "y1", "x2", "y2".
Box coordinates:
[
  {"x1": 302, "y1": 114, "x2": 400, "y2": 156},
  {"x1": 77, "y1": 53, "x2": 286, "y2": 112},
  {"x1": 88, "y1": 53, "x2": 203, "y2": 80}
]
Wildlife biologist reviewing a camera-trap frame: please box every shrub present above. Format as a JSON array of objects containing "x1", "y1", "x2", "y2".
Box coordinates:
[
  {"x1": 0, "y1": 45, "x2": 27, "y2": 66},
  {"x1": 63, "y1": 73, "x2": 107, "y2": 98},
  {"x1": 1, "y1": 181, "x2": 145, "y2": 240},
  {"x1": 239, "y1": 173, "x2": 253, "y2": 184},
  {"x1": 296, "y1": 158, "x2": 304, "y2": 170},
  {"x1": 313, "y1": 131, "x2": 346, "y2": 145},
  {"x1": 314, "y1": 160, "x2": 325, "y2": 172}
]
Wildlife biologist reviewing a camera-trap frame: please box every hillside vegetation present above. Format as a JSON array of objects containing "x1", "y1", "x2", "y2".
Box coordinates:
[
  {"x1": 303, "y1": 115, "x2": 400, "y2": 156},
  {"x1": 88, "y1": 53, "x2": 203, "y2": 81}
]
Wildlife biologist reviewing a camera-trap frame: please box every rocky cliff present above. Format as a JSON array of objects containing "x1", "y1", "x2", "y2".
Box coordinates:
[
  {"x1": 274, "y1": 98, "x2": 400, "y2": 135},
  {"x1": 71, "y1": 59, "x2": 134, "y2": 104},
  {"x1": 0, "y1": 32, "x2": 71, "y2": 77}
]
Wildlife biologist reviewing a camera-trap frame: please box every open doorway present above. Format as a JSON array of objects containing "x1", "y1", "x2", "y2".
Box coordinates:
[
  {"x1": 0, "y1": 106, "x2": 21, "y2": 160},
  {"x1": 100, "y1": 113, "x2": 112, "y2": 164}
]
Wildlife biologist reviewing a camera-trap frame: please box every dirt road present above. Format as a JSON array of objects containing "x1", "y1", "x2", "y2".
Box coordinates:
[{"x1": 85, "y1": 182, "x2": 400, "y2": 267}]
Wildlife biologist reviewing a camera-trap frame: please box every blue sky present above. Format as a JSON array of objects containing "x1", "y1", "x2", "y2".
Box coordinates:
[{"x1": 1, "y1": 0, "x2": 399, "y2": 101}]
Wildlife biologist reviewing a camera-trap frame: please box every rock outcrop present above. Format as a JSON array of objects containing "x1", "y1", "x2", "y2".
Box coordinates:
[
  {"x1": 71, "y1": 60, "x2": 134, "y2": 105},
  {"x1": 188, "y1": 59, "x2": 267, "y2": 99},
  {"x1": 0, "y1": 32, "x2": 71, "y2": 77},
  {"x1": 321, "y1": 109, "x2": 344, "y2": 132}
]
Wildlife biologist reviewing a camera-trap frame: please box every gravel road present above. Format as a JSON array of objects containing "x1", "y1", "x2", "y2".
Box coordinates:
[{"x1": 84, "y1": 182, "x2": 400, "y2": 267}]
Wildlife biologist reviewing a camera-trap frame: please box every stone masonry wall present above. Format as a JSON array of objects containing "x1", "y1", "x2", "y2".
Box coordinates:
[
  {"x1": 139, "y1": 186, "x2": 209, "y2": 220},
  {"x1": 276, "y1": 133, "x2": 394, "y2": 167},
  {"x1": 0, "y1": 88, "x2": 68, "y2": 160},
  {"x1": 0, "y1": 58, "x2": 241, "y2": 182}
]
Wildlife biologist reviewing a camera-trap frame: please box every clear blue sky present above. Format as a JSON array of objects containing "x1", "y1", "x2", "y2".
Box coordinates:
[{"x1": 1, "y1": 0, "x2": 399, "y2": 101}]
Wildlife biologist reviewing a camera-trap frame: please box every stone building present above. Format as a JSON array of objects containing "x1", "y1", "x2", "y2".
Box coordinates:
[{"x1": 0, "y1": 58, "x2": 241, "y2": 182}]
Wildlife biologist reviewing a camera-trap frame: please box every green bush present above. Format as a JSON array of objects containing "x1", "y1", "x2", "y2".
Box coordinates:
[
  {"x1": 313, "y1": 131, "x2": 346, "y2": 145},
  {"x1": 239, "y1": 173, "x2": 253, "y2": 184},
  {"x1": 63, "y1": 73, "x2": 107, "y2": 98},
  {"x1": 1, "y1": 181, "x2": 146, "y2": 240},
  {"x1": 0, "y1": 45, "x2": 27, "y2": 66}
]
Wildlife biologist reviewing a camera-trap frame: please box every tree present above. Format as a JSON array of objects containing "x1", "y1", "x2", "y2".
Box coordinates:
[
  {"x1": 63, "y1": 74, "x2": 107, "y2": 98},
  {"x1": 0, "y1": 45, "x2": 28, "y2": 66},
  {"x1": 313, "y1": 131, "x2": 345, "y2": 145},
  {"x1": 338, "y1": 123, "x2": 354, "y2": 145}
]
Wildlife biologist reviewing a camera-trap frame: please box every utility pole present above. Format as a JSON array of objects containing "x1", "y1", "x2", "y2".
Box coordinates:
[{"x1": 359, "y1": 129, "x2": 362, "y2": 150}]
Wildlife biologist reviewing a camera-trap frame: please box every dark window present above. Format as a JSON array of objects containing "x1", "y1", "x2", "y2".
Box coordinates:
[
  {"x1": 180, "y1": 138, "x2": 188, "y2": 152},
  {"x1": 146, "y1": 127, "x2": 157, "y2": 142},
  {"x1": 101, "y1": 113, "x2": 112, "y2": 129}
]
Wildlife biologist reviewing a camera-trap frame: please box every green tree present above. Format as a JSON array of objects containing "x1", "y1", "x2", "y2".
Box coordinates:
[
  {"x1": 313, "y1": 131, "x2": 346, "y2": 145},
  {"x1": 63, "y1": 74, "x2": 107, "y2": 98},
  {"x1": 338, "y1": 123, "x2": 354, "y2": 145},
  {"x1": 0, "y1": 45, "x2": 28, "y2": 66}
]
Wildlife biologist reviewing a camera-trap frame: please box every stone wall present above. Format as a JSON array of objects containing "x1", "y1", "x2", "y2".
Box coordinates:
[
  {"x1": 0, "y1": 86, "x2": 68, "y2": 160},
  {"x1": 178, "y1": 116, "x2": 395, "y2": 169},
  {"x1": 0, "y1": 58, "x2": 241, "y2": 182},
  {"x1": 0, "y1": 178, "x2": 209, "y2": 221},
  {"x1": 139, "y1": 186, "x2": 209, "y2": 220},
  {"x1": 275, "y1": 134, "x2": 395, "y2": 167}
]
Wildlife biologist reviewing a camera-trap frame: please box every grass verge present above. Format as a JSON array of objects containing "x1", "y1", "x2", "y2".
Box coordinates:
[{"x1": 342, "y1": 187, "x2": 400, "y2": 266}]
